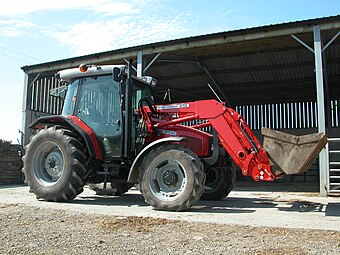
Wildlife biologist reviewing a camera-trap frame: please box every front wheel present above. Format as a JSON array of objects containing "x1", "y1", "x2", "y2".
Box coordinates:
[
  {"x1": 139, "y1": 144, "x2": 205, "y2": 211},
  {"x1": 23, "y1": 127, "x2": 90, "y2": 202},
  {"x1": 201, "y1": 166, "x2": 236, "y2": 200}
]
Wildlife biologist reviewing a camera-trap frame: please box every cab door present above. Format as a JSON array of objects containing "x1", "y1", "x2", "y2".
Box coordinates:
[{"x1": 76, "y1": 75, "x2": 122, "y2": 158}]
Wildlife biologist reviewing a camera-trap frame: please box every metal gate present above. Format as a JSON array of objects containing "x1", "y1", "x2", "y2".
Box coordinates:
[{"x1": 329, "y1": 138, "x2": 340, "y2": 193}]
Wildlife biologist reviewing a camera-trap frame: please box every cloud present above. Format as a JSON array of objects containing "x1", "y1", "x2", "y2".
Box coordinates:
[
  {"x1": 92, "y1": 2, "x2": 140, "y2": 16},
  {"x1": 43, "y1": 0, "x2": 193, "y2": 57},
  {"x1": 49, "y1": 13, "x2": 191, "y2": 56},
  {"x1": 219, "y1": 10, "x2": 235, "y2": 18},
  {"x1": 1, "y1": 0, "x2": 194, "y2": 56},
  {"x1": 52, "y1": 18, "x2": 130, "y2": 55},
  {"x1": 0, "y1": 20, "x2": 33, "y2": 27},
  {"x1": 0, "y1": 0, "x2": 138, "y2": 17},
  {"x1": 0, "y1": 0, "x2": 142, "y2": 39},
  {"x1": 0, "y1": 19, "x2": 33, "y2": 37}
]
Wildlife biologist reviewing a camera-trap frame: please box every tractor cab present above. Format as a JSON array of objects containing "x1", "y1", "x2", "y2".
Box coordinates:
[{"x1": 56, "y1": 64, "x2": 155, "y2": 159}]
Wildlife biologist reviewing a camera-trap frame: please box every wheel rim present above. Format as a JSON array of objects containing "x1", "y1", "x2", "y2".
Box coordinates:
[
  {"x1": 147, "y1": 158, "x2": 187, "y2": 201},
  {"x1": 32, "y1": 141, "x2": 64, "y2": 187}
]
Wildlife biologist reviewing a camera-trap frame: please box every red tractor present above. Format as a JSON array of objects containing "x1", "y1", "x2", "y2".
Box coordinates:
[{"x1": 23, "y1": 64, "x2": 327, "y2": 211}]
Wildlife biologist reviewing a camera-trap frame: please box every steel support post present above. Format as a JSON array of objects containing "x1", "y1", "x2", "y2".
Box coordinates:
[
  {"x1": 313, "y1": 26, "x2": 329, "y2": 196},
  {"x1": 137, "y1": 50, "x2": 143, "y2": 77}
]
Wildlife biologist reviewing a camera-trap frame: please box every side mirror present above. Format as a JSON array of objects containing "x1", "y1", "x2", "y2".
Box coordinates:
[{"x1": 113, "y1": 67, "x2": 122, "y2": 82}]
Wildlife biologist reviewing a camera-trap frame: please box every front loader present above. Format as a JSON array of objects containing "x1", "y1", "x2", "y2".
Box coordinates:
[{"x1": 23, "y1": 64, "x2": 327, "y2": 211}]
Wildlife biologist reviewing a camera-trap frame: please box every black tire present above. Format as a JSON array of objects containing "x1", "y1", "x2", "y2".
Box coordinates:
[
  {"x1": 89, "y1": 183, "x2": 133, "y2": 196},
  {"x1": 139, "y1": 144, "x2": 205, "y2": 211},
  {"x1": 201, "y1": 166, "x2": 236, "y2": 200},
  {"x1": 23, "y1": 126, "x2": 90, "y2": 202}
]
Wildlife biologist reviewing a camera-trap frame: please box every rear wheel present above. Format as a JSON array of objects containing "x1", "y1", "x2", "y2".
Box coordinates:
[
  {"x1": 201, "y1": 166, "x2": 236, "y2": 200},
  {"x1": 139, "y1": 144, "x2": 205, "y2": 211},
  {"x1": 23, "y1": 127, "x2": 90, "y2": 201}
]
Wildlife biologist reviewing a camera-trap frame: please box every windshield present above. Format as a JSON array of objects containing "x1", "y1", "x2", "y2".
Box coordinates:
[{"x1": 76, "y1": 75, "x2": 120, "y2": 125}]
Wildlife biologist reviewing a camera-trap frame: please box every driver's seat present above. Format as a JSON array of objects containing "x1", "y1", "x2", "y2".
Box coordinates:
[{"x1": 87, "y1": 108, "x2": 105, "y2": 122}]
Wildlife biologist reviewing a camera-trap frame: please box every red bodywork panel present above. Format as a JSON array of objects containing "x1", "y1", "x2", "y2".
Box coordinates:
[
  {"x1": 141, "y1": 99, "x2": 275, "y2": 181},
  {"x1": 148, "y1": 125, "x2": 212, "y2": 157},
  {"x1": 68, "y1": 116, "x2": 103, "y2": 160}
]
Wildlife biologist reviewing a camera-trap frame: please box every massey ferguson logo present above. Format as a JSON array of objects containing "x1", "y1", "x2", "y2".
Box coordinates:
[
  {"x1": 156, "y1": 103, "x2": 189, "y2": 110},
  {"x1": 157, "y1": 129, "x2": 177, "y2": 136}
]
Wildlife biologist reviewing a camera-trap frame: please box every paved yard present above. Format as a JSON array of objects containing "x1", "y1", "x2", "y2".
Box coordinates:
[{"x1": 0, "y1": 182, "x2": 339, "y2": 231}]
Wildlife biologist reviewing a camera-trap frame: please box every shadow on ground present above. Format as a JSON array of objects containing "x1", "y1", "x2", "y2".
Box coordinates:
[
  {"x1": 1, "y1": 183, "x2": 335, "y2": 216},
  {"x1": 325, "y1": 203, "x2": 340, "y2": 216},
  {"x1": 65, "y1": 190, "x2": 326, "y2": 215},
  {"x1": 234, "y1": 181, "x2": 319, "y2": 193},
  {"x1": 0, "y1": 184, "x2": 26, "y2": 189}
]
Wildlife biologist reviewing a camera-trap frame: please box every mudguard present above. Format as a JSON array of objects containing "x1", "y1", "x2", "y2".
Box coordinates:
[
  {"x1": 28, "y1": 115, "x2": 102, "y2": 160},
  {"x1": 127, "y1": 137, "x2": 184, "y2": 183}
]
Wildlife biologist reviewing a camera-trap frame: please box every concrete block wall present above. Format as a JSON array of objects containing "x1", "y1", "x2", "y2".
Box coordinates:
[{"x1": 0, "y1": 140, "x2": 24, "y2": 184}]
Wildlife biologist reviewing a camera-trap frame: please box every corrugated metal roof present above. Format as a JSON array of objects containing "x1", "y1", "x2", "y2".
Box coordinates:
[
  {"x1": 148, "y1": 39, "x2": 339, "y2": 105},
  {"x1": 21, "y1": 15, "x2": 340, "y2": 106},
  {"x1": 22, "y1": 15, "x2": 340, "y2": 72}
]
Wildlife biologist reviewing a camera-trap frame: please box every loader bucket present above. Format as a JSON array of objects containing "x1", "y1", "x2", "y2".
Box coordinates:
[{"x1": 261, "y1": 128, "x2": 328, "y2": 176}]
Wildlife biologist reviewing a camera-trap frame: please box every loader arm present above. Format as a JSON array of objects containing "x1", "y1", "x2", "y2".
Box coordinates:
[{"x1": 143, "y1": 99, "x2": 275, "y2": 181}]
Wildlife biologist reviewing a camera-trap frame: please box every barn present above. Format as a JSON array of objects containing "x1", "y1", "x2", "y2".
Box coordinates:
[{"x1": 21, "y1": 16, "x2": 340, "y2": 195}]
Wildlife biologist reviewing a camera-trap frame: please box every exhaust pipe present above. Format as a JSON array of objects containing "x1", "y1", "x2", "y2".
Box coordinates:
[{"x1": 261, "y1": 128, "x2": 328, "y2": 176}]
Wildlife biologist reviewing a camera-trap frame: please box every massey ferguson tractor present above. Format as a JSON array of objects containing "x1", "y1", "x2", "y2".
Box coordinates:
[{"x1": 23, "y1": 64, "x2": 327, "y2": 211}]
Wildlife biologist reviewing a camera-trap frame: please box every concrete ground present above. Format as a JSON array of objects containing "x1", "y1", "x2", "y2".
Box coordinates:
[{"x1": 0, "y1": 182, "x2": 339, "y2": 231}]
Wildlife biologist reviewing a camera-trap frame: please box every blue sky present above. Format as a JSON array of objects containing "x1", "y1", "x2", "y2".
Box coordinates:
[{"x1": 0, "y1": 0, "x2": 339, "y2": 143}]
